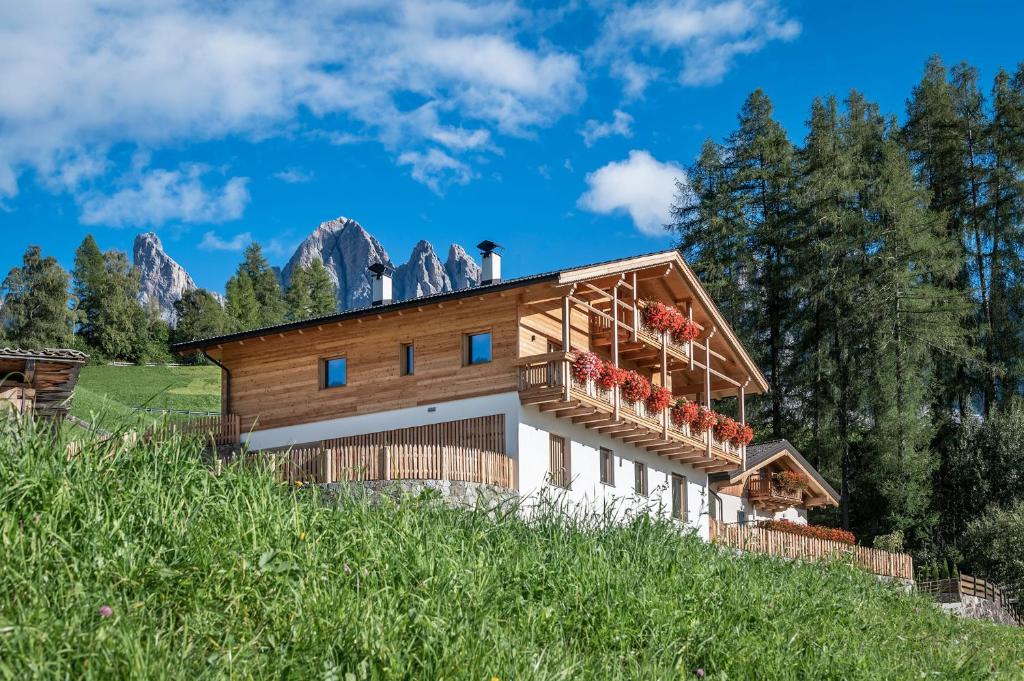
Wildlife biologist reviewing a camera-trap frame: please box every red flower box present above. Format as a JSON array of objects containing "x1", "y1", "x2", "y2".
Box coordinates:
[
  {"x1": 596, "y1": 362, "x2": 626, "y2": 389},
  {"x1": 671, "y1": 318, "x2": 700, "y2": 343},
  {"x1": 671, "y1": 399, "x2": 700, "y2": 427},
  {"x1": 620, "y1": 370, "x2": 652, "y2": 404},
  {"x1": 642, "y1": 301, "x2": 679, "y2": 333},
  {"x1": 570, "y1": 351, "x2": 603, "y2": 383},
  {"x1": 713, "y1": 415, "x2": 739, "y2": 443},
  {"x1": 757, "y1": 519, "x2": 856, "y2": 545},
  {"x1": 691, "y1": 406, "x2": 716, "y2": 434},
  {"x1": 647, "y1": 386, "x2": 672, "y2": 413},
  {"x1": 730, "y1": 424, "x2": 754, "y2": 447}
]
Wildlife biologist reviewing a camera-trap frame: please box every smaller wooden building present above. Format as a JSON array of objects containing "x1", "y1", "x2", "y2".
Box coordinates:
[{"x1": 0, "y1": 348, "x2": 88, "y2": 420}]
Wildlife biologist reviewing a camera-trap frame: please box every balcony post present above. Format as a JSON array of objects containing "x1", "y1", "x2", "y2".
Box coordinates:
[
  {"x1": 612, "y1": 282, "x2": 620, "y2": 420},
  {"x1": 705, "y1": 328, "x2": 716, "y2": 459},
  {"x1": 562, "y1": 295, "x2": 571, "y2": 401},
  {"x1": 687, "y1": 301, "x2": 694, "y2": 369},
  {"x1": 739, "y1": 379, "x2": 748, "y2": 469},
  {"x1": 661, "y1": 330, "x2": 669, "y2": 438},
  {"x1": 631, "y1": 272, "x2": 639, "y2": 342}
]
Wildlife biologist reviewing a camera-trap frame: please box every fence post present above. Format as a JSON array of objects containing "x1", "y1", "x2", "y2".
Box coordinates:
[{"x1": 381, "y1": 446, "x2": 390, "y2": 481}]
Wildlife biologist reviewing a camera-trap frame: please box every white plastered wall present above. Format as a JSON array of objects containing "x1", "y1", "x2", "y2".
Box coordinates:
[
  {"x1": 243, "y1": 391, "x2": 523, "y2": 454},
  {"x1": 717, "y1": 489, "x2": 808, "y2": 525},
  {"x1": 517, "y1": 405, "x2": 711, "y2": 540}
]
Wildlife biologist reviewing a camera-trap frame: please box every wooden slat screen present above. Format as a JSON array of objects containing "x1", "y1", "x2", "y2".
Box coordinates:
[{"x1": 548, "y1": 434, "x2": 569, "y2": 488}]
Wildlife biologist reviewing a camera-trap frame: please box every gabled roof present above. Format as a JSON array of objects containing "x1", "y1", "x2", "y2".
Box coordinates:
[
  {"x1": 731, "y1": 438, "x2": 841, "y2": 506},
  {"x1": 0, "y1": 347, "x2": 88, "y2": 363},
  {"x1": 169, "y1": 248, "x2": 768, "y2": 389}
]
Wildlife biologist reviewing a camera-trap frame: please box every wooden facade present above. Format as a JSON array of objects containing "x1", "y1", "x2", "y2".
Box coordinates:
[
  {"x1": 177, "y1": 250, "x2": 768, "y2": 473},
  {"x1": 0, "y1": 348, "x2": 87, "y2": 420}
]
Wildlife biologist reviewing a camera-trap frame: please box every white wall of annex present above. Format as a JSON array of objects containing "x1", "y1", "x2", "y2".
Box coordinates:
[
  {"x1": 517, "y1": 406, "x2": 711, "y2": 540},
  {"x1": 717, "y1": 490, "x2": 808, "y2": 525}
]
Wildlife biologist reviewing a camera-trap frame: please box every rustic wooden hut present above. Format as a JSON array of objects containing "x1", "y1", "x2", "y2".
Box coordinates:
[{"x1": 0, "y1": 348, "x2": 88, "y2": 421}]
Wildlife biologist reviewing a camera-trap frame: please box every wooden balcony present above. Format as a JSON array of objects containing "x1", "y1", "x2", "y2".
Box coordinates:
[
  {"x1": 747, "y1": 476, "x2": 804, "y2": 511},
  {"x1": 517, "y1": 354, "x2": 742, "y2": 472},
  {"x1": 589, "y1": 312, "x2": 693, "y2": 374}
]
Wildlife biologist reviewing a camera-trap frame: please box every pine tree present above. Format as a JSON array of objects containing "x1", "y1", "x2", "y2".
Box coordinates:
[
  {"x1": 72, "y1": 235, "x2": 104, "y2": 334},
  {"x1": 73, "y1": 240, "x2": 147, "y2": 361},
  {"x1": 0, "y1": 246, "x2": 73, "y2": 347},
  {"x1": 173, "y1": 289, "x2": 227, "y2": 344},
  {"x1": 307, "y1": 258, "x2": 337, "y2": 317},
  {"x1": 241, "y1": 243, "x2": 285, "y2": 327},
  {"x1": 284, "y1": 264, "x2": 313, "y2": 322},
  {"x1": 225, "y1": 271, "x2": 259, "y2": 332}
]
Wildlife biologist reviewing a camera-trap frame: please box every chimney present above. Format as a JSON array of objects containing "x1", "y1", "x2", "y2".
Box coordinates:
[
  {"x1": 477, "y1": 240, "x2": 502, "y2": 285},
  {"x1": 368, "y1": 262, "x2": 394, "y2": 306}
]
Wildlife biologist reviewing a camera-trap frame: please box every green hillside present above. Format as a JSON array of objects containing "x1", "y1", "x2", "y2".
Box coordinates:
[
  {"x1": 70, "y1": 364, "x2": 220, "y2": 428},
  {"x1": 1, "y1": 418, "x2": 1021, "y2": 680}
]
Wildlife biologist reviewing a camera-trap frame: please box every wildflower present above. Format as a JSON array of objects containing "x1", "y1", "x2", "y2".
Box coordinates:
[
  {"x1": 694, "y1": 669, "x2": 705, "y2": 678},
  {"x1": 295, "y1": 480, "x2": 304, "y2": 488},
  {"x1": 361, "y1": 568, "x2": 369, "y2": 578},
  {"x1": 98, "y1": 605, "x2": 113, "y2": 618},
  {"x1": 343, "y1": 563, "x2": 351, "y2": 574},
  {"x1": 491, "y1": 677, "x2": 500, "y2": 681},
  {"x1": 298, "y1": 532, "x2": 307, "y2": 541}
]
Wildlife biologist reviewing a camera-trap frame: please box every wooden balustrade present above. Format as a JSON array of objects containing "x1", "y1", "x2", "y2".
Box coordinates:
[
  {"x1": 918, "y1": 575, "x2": 1022, "y2": 623},
  {"x1": 747, "y1": 476, "x2": 804, "y2": 506},
  {"x1": 710, "y1": 519, "x2": 914, "y2": 580}
]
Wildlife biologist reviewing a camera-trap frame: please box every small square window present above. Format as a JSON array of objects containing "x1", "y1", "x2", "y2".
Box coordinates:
[
  {"x1": 672, "y1": 474, "x2": 688, "y2": 522},
  {"x1": 599, "y1": 447, "x2": 614, "y2": 486},
  {"x1": 467, "y1": 332, "x2": 492, "y2": 365},
  {"x1": 634, "y1": 461, "x2": 648, "y2": 497},
  {"x1": 322, "y1": 356, "x2": 347, "y2": 388},
  {"x1": 401, "y1": 343, "x2": 414, "y2": 376}
]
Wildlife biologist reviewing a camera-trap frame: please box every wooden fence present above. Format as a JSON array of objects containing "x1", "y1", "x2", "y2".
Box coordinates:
[
  {"x1": 66, "y1": 413, "x2": 240, "y2": 457},
  {"x1": 710, "y1": 519, "x2": 914, "y2": 580},
  {"x1": 249, "y1": 444, "x2": 515, "y2": 488},
  {"x1": 245, "y1": 414, "x2": 515, "y2": 488},
  {"x1": 918, "y1": 575, "x2": 1021, "y2": 623}
]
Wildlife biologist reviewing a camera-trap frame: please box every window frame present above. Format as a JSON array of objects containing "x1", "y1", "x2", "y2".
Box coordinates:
[
  {"x1": 599, "y1": 447, "x2": 615, "y2": 486},
  {"x1": 634, "y1": 461, "x2": 648, "y2": 497},
  {"x1": 464, "y1": 329, "x2": 494, "y2": 366},
  {"x1": 671, "y1": 474, "x2": 688, "y2": 522},
  {"x1": 400, "y1": 342, "x2": 415, "y2": 376},
  {"x1": 319, "y1": 355, "x2": 348, "y2": 390},
  {"x1": 549, "y1": 433, "x2": 570, "y2": 489}
]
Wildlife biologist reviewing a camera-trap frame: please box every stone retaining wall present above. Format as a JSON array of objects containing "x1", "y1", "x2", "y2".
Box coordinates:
[{"x1": 939, "y1": 595, "x2": 1020, "y2": 627}]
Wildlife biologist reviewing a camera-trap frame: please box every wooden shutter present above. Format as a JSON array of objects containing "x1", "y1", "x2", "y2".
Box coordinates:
[
  {"x1": 600, "y1": 447, "x2": 614, "y2": 485},
  {"x1": 549, "y1": 434, "x2": 568, "y2": 488}
]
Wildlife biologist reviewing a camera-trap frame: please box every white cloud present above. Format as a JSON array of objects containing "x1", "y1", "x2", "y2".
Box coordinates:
[
  {"x1": 577, "y1": 150, "x2": 684, "y2": 236},
  {"x1": 199, "y1": 231, "x2": 253, "y2": 252},
  {"x1": 580, "y1": 110, "x2": 634, "y2": 147},
  {"x1": 398, "y1": 149, "x2": 474, "y2": 194},
  {"x1": 273, "y1": 168, "x2": 313, "y2": 184},
  {"x1": 79, "y1": 164, "x2": 249, "y2": 228},
  {"x1": 595, "y1": 0, "x2": 800, "y2": 92},
  {"x1": 0, "y1": 1, "x2": 584, "y2": 200}
]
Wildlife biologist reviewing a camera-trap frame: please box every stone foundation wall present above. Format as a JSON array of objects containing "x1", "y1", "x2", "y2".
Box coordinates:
[
  {"x1": 322, "y1": 478, "x2": 518, "y2": 508},
  {"x1": 940, "y1": 596, "x2": 1020, "y2": 627}
]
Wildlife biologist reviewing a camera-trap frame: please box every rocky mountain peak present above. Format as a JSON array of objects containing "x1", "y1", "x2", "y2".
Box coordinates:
[
  {"x1": 394, "y1": 240, "x2": 450, "y2": 300},
  {"x1": 133, "y1": 232, "x2": 196, "y2": 324},
  {"x1": 282, "y1": 216, "x2": 393, "y2": 310},
  {"x1": 445, "y1": 244, "x2": 481, "y2": 290}
]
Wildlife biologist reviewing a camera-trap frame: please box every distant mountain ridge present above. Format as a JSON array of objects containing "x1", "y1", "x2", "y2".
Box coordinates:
[{"x1": 133, "y1": 216, "x2": 482, "y2": 323}]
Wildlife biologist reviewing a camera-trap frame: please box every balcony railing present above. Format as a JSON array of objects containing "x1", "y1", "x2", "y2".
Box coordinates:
[
  {"x1": 590, "y1": 310, "x2": 692, "y2": 363},
  {"x1": 747, "y1": 476, "x2": 804, "y2": 507},
  {"x1": 517, "y1": 355, "x2": 742, "y2": 466}
]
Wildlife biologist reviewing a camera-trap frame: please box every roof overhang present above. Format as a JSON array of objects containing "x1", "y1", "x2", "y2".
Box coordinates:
[
  {"x1": 730, "y1": 446, "x2": 840, "y2": 508},
  {"x1": 558, "y1": 250, "x2": 770, "y2": 394}
]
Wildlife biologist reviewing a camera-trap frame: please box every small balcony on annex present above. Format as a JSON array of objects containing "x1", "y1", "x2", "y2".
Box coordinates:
[{"x1": 515, "y1": 251, "x2": 769, "y2": 474}]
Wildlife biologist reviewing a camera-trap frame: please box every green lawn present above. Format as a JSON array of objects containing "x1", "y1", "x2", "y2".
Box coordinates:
[
  {"x1": 70, "y1": 364, "x2": 221, "y2": 429},
  {"x1": 2, "y1": 417, "x2": 1022, "y2": 679}
]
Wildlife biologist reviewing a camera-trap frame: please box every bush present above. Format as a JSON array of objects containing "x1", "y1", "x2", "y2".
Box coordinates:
[
  {"x1": 963, "y1": 501, "x2": 1024, "y2": 594},
  {"x1": 873, "y1": 530, "x2": 905, "y2": 554}
]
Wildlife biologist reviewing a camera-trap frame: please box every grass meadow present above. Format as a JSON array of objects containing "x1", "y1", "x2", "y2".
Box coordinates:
[{"x1": 2, "y1": 417, "x2": 1023, "y2": 679}]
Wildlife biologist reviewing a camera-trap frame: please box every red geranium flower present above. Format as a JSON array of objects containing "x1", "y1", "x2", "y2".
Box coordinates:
[
  {"x1": 691, "y1": 406, "x2": 716, "y2": 434},
  {"x1": 713, "y1": 415, "x2": 739, "y2": 443},
  {"x1": 730, "y1": 424, "x2": 754, "y2": 446},
  {"x1": 570, "y1": 350, "x2": 603, "y2": 383},
  {"x1": 596, "y1": 361, "x2": 626, "y2": 389},
  {"x1": 646, "y1": 386, "x2": 672, "y2": 413},
  {"x1": 621, "y1": 370, "x2": 652, "y2": 404}
]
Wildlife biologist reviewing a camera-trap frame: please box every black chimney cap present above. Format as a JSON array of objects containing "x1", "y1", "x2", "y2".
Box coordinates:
[
  {"x1": 367, "y1": 262, "x2": 394, "y2": 276},
  {"x1": 477, "y1": 240, "x2": 502, "y2": 254}
]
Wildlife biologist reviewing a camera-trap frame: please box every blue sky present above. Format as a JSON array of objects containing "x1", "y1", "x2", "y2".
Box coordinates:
[{"x1": 1, "y1": 1, "x2": 1023, "y2": 294}]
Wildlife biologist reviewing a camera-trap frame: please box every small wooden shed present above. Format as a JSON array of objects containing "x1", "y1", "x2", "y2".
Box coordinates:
[{"x1": 0, "y1": 348, "x2": 88, "y2": 421}]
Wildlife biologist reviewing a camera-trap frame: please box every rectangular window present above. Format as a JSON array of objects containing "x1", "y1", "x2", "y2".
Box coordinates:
[
  {"x1": 599, "y1": 447, "x2": 614, "y2": 486},
  {"x1": 549, "y1": 434, "x2": 569, "y2": 489},
  {"x1": 634, "y1": 461, "x2": 648, "y2": 496},
  {"x1": 401, "y1": 343, "x2": 414, "y2": 376},
  {"x1": 321, "y1": 356, "x2": 347, "y2": 389},
  {"x1": 467, "y1": 331, "x2": 492, "y2": 365},
  {"x1": 671, "y1": 474, "x2": 688, "y2": 522},
  {"x1": 737, "y1": 510, "x2": 747, "y2": 527}
]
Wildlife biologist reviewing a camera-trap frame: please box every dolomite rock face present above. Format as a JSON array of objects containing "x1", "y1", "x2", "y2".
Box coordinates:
[
  {"x1": 133, "y1": 232, "x2": 196, "y2": 324},
  {"x1": 394, "y1": 240, "x2": 451, "y2": 300},
  {"x1": 282, "y1": 216, "x2": 482, "y2": 309},
  {"x1": 282, "y1": 217, "x2": 393, "y2": 310},
  {"x1": 444, "y1": 243, "x2": 481, "y2": 290}
]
